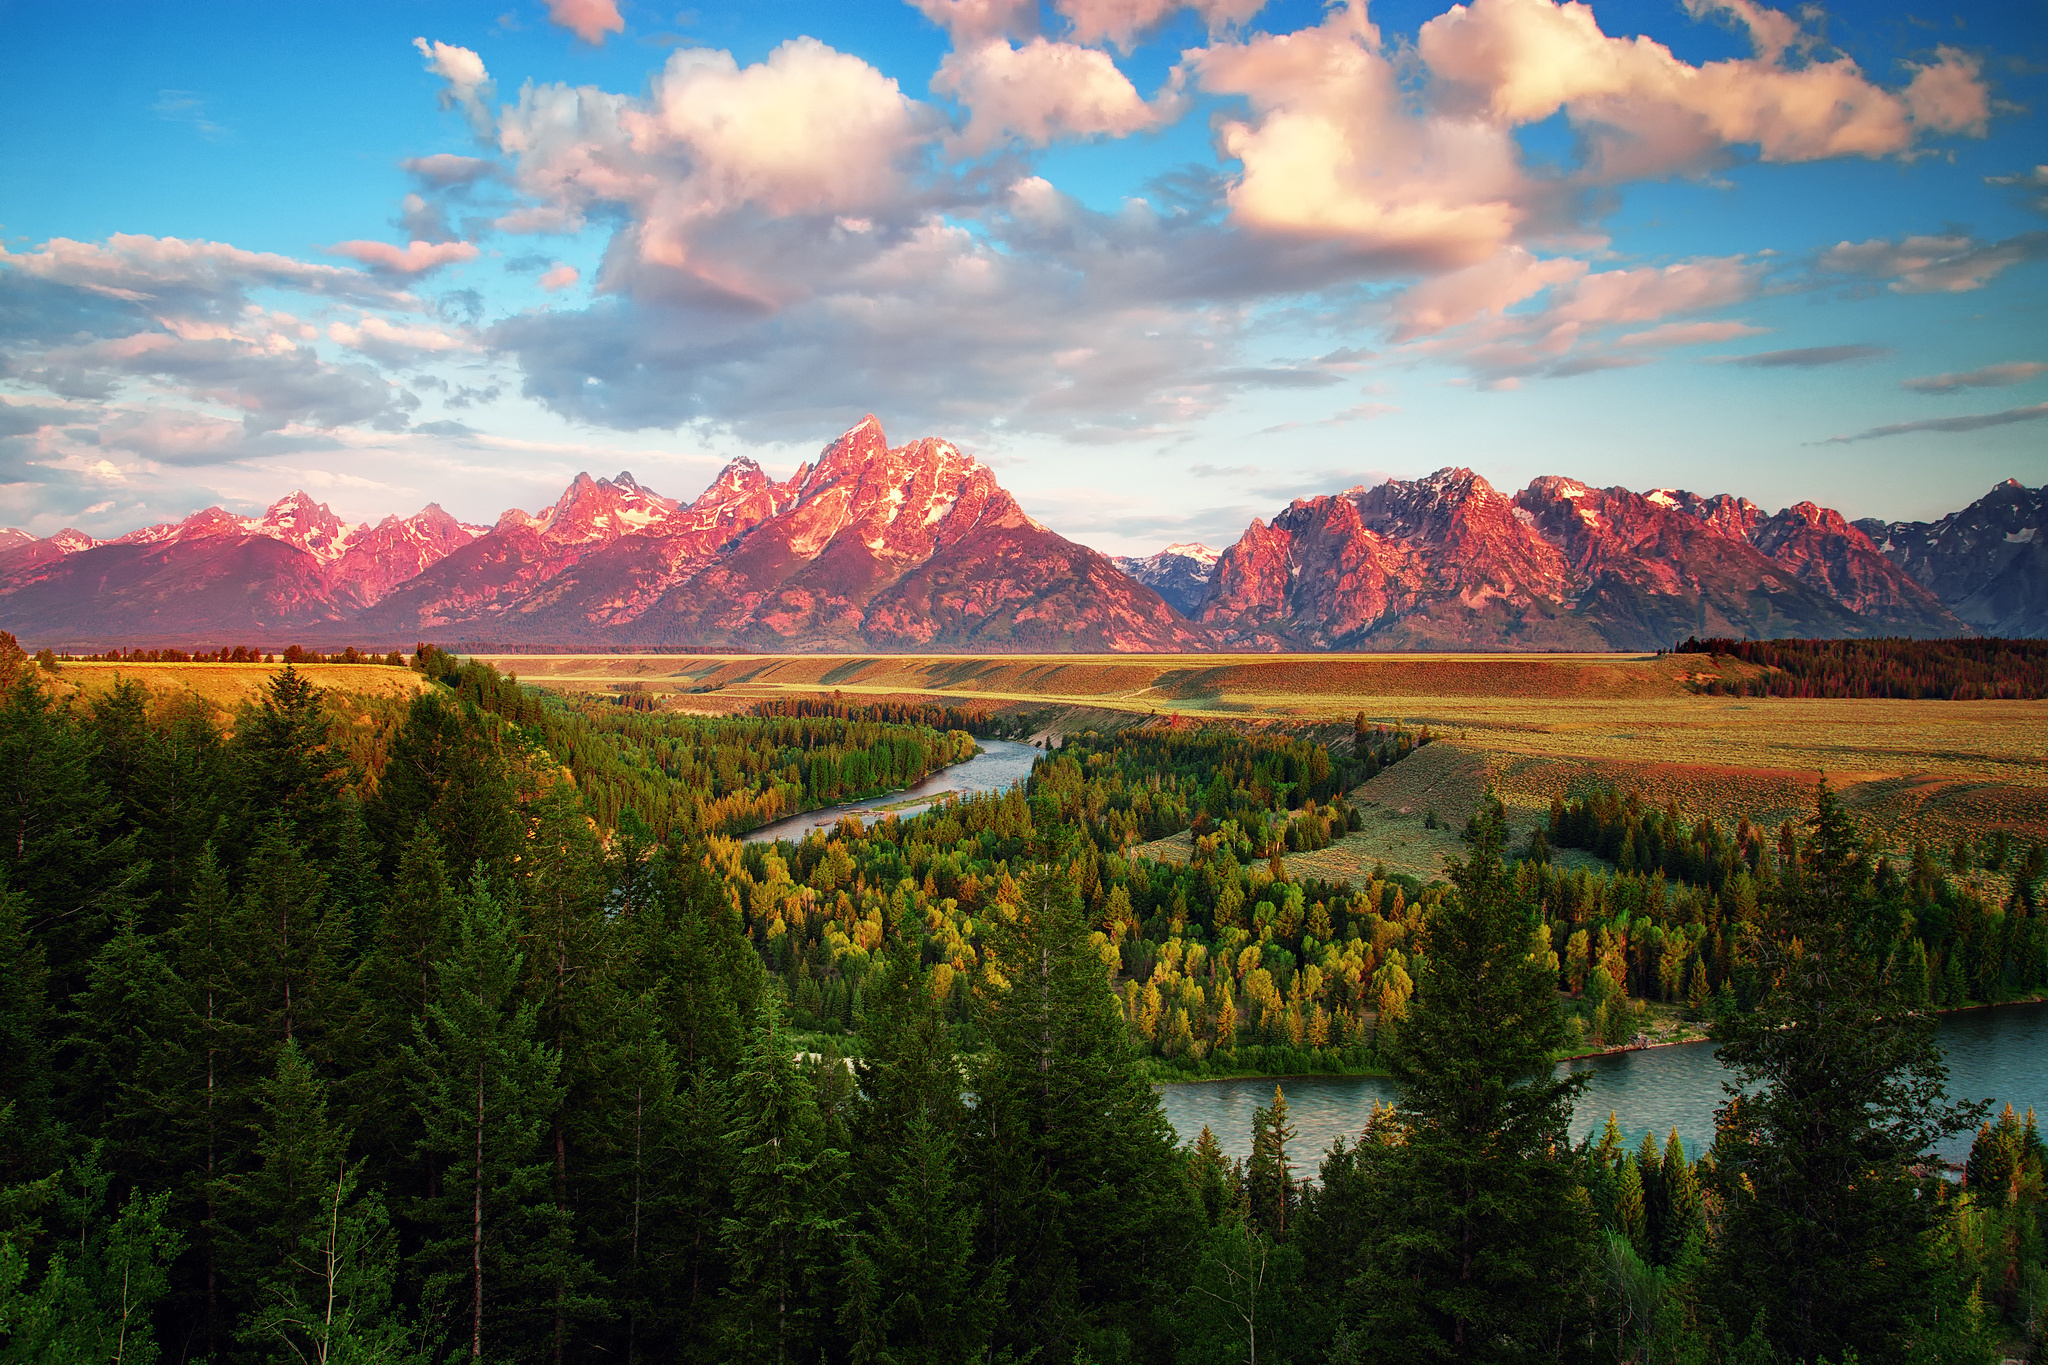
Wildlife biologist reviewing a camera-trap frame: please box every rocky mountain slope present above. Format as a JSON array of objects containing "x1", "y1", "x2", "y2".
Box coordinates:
[
  {"x1": 1113, "y1": 544, "x2": 1218, "y2": 616},
  {"x1": 1194, "y1": 470, "x2": 1964, "y2": 651},
  {"x1": 0, "y1": 422, "x2": 2029, "y2": 650},
  {"x1": 1856, "y1": 480, "x2": 2048, "y2": 638}
]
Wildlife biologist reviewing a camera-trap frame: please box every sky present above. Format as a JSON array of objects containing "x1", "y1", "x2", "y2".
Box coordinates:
[{"x1": 1, "y1": 0, "x2": 2044, "y2": 555}]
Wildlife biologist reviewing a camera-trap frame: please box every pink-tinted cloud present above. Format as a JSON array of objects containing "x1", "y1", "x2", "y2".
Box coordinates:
[
  {"x1": 538, "y1": 263, "x2": 581, "y2": 291},
  {"x1": 1901, "y1": 361, "x2": 2048, "y2": 394},
  {"x1": 545, "y1": 0, "x2": 624, "y2": 45},
  {"x1": 908, "y1": 0, "x2": 1040, "y2": 44},
  {"x1": 1389, "y1": 247, "x2": 1587, "y2": 339},
  {"x1": 401, "y1": 153, "x2": 496, "y2": 187},
  {"x1": 328, "y1": 315, "x2": 477, "y2": 360},
  {"x1": 1819, "y1": 231, "x2": 2048, "y2": 294},
  {"x1": 1055, "y1": 0, "x2": 1266, "y2": 48},
  {"x1": 935, "y1": 38, "x2": 1166, "y2": 153},
  {"x1": 1414, "y1": 0, "x2": 1987, "y2": 180},
  {"x1": 3, "y1": 234, "x2": 403, "y2": 309},
  {"x1": 325, "y1": 239, "x2": 481, "y2": 276},
  {"x1": 1190, "y1": 7, "x2": 1535, "y2": 270}
]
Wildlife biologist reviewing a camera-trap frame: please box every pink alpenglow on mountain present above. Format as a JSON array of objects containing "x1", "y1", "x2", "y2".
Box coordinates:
[{"x1": 0, "y1": 426, "x2": 2032, "y2": 650}]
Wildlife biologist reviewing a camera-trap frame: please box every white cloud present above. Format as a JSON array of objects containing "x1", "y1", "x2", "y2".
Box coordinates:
[
  {"x1": 935, "y1": 38, "x2": 1168, "y2": 154},
  {"x1": 414, "y1": 37, "x2": 494, "y2": 139}
]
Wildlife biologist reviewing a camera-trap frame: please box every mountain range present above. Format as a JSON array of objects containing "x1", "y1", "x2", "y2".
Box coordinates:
[{"x1": 1, "y1": 415, "x2": 2037, "y2": 652}]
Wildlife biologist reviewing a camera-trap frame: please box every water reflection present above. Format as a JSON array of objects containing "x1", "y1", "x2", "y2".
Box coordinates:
[
  {"x1": 1158, "y1": 1000, "x2": 2048, "y2": 1167},
  {"x1": 745, "y1": 738, "x2": 1042, "y2": 844}
]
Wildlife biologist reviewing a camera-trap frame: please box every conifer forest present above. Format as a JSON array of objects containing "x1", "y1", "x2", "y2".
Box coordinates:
[{"x1": 1, "y1": 642, "x2": 2044, "y2": 1364}]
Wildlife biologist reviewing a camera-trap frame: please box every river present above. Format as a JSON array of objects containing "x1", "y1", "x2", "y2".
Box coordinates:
[
  {"x1": 1156, "y1": 999, "x2": 2048, "y2": 1167},
  {"x1": 744, "y1": 738, "x2": 1043, "y2": 844}
]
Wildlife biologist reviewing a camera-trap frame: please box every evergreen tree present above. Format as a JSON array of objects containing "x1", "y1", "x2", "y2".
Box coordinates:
[
  {"x1": 371, "y1": 691, "x2": 518, "y2": 874},
  {"x1": 971, "y1": 851, "x2": 1196, "y2": 1362},
  {"x1": 718, "y1": 1008, "x2": 844, "y2": 1365},
  {"x1": 1333, "y1": 803, "x2": 1594, "y2": 1362},
  {"x1": 1244, "y1": 1087, "x2": 1296, "y2": 1242},
  {"x1": 403, "y1": 878, "x2": 581, "y2": 1362},
  {"x1": 842, "y1": 924, "x2": 998, "y2": 1365},
  {"x1": 1707, "y1": 781, "x2": 1989, "y2": 1362},
  {"x1": 0, "y1": 885, "x2": 55, "y2": 1182},
  {"x1": 233, "y1": 667, "x2": 353, "y2": 861}
]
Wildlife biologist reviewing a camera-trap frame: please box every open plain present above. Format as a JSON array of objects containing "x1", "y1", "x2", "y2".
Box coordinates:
[{"x1": 479, "y1": 651, "x2": 2048, "y2": 878}]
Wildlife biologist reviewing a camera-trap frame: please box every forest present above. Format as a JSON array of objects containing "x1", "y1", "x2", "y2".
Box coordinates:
[
  {"x1": 0, "y1": 639, "x2": 2042, "y2": 1364},
  {"x1": 1673, "y1": 635, "x2": 2048, "y2": 699}
]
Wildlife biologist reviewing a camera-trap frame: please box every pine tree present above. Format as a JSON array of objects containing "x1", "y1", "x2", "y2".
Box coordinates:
[
  {"x1": 1245, "y1": 1086, "x2": 1296, "y2": 1242},
  {"x1": 842, "y1": 923, "x2": 998, "y2": 1364},
  {"x1": 370, "y1": 690, "x2": 518, "y2": 874},
  {"x1": 1707, "y1": 780, "x2": 1989, "y2": 1362},
  {"x1": 1334, "y1": 802, "x2": 1594, "y2": 1361},
  {"x1": 717, "y1": 1007, "x2": 844, "y2": 1365},
  {"x1": 971, "y1": 851, "x2": 1196, "y2": 1361},
  {"x1": 233, "y1": 666, "x2": 354, "y2": 861},
  {"x1": 0, "y1": 884, "x2": 55, "y2": 1182},
  {"x1": 403, "y1": 877, "x2": 579, "y2": 1361}
]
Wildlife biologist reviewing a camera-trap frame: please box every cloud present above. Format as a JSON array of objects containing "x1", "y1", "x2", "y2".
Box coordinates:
[
  {"x1": 934, "y1": 38, "x2": 1167, "y2": 153},
  {"x1": 152, "y1": 90, "x2": 228, "y2": 140},
  {"x1": 908, "y1": 0, "x2": 1041, "y2": 45},
  {"x1": 1818, "y1": 232, "x2": 2048, "y2": 294},
  {"x1": 1, "y1": 234, "x2": 405, "y2": 313},
  {"x1": 402, "y1": 153, "x2": 497, "y2": 188},
  {"x1": 538, "y1": 263, "x2": 581, "y2": 292},
  {"x1": 1824, "y1": 403, "x2": 2048, "y2": 443},
  {"x1": 545, "y1": 0, "x2": 624, "y2": 45},
  {"x1": 1390, "y1": 247, "x2": 1587, "y2": 340},
  {"x1": 328, "y1": 315, "x2": 478, "y2": 363},
  {"x1": 414, "y1": 37, "x2": 495, "y2": 139},
  {"x1": 1721, "y1": 343, "x2": 1888, "y2": 368},
  {"x1": 1902, "y1": 361, "x2": 2048, "y2": 394},
  {"x1": 324, "y1": 239, "x2": 481, "y2": 276},
  {"x1": 1416, "y1": 0, "x2": 1986, "y2": 179},
  {"x1": 1190, "y1": 7, "x2": 1537, "y2": 272},
  {"x1": 1986, "y1": 165, "x2": 2048, "y2": 215},
  {"x1": 1190, "y1": 462, "x2": 1261, "y2": 477},
  {"x1": 1054, "y1": 0, "x2": 1267, "y2": 48}
]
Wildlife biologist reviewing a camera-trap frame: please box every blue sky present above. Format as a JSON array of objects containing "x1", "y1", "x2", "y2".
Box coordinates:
[{"x1": 2, "y1": 0, "x2": 2043, "y2": 553}]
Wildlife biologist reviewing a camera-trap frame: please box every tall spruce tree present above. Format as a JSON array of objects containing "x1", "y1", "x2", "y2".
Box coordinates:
[
  {"x1": 403, "y1": 877, "x2": 583, "y2": 1362},
  {"x1": 1707, "y1": 781, "x2": 1989, "y2": 1362},
  {"x1": 717, "y1": 1007, "x2": 845, "y2": 1365},
  {"x1": 841, "y1": 920, "x2": 998, "y2": 1365},
  {"x1": 1334, "y1": 803, "x2": 1594, "y2": 1362},
  {"x1": 971, "y1": 850, "x2": 1196, "y2": 1362}
]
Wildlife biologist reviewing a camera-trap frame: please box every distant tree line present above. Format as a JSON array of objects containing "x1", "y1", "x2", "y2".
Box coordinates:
[{"x1": 1674, "y1": 635, "x2": 2048, "y2": 699}]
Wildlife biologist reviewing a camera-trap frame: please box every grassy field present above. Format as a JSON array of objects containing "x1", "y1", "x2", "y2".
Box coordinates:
[
  {"x1": 44, "y1": 660, "x2": 431, "y2": 716},
  {"x1": 478, "y1": 650, "x2": 2048, "y2": 869}
]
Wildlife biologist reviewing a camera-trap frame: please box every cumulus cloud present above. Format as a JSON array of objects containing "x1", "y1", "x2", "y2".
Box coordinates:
[
  {"x1": 1902, "y1": 361, "x2": 2048, "y2": 394},
  {"x1": 414, "y1": 37, "x2": 494, "y2": 139},
  {"x1": 1720, "y1": 343, "x2": 1888, "y2": 368},
  {"x1": 1190, "y1": 7, "x2": 1536, "y2": 271},
  {"x1": 1818, "y1": 232, "x2": 2048, "y2": 294},
  {"x1": 1824, "y1": 403, "x2": 2048, "y2": 443},
  {"x1": 1415, "y1": 0, "x2": 1986, "y2": 179},
  {"x1": 1055, "y1": 0, "x2": 1267, "y2": 48},
  {"x1": 545, "y1": 0, "x2": 624, "y2": 45},
  {"x1": 934, "y1": 38, "x2": 1168, "y2": 153},
  {"x1": 909, "y1": 0, "x2": 1040, "y2": 43},
  {"x1": 325, "y1": 239, "x2": 481, "y2": 276},
  {"x1": 538, "y1": 263, "x2": 581, "y2": 291}
]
